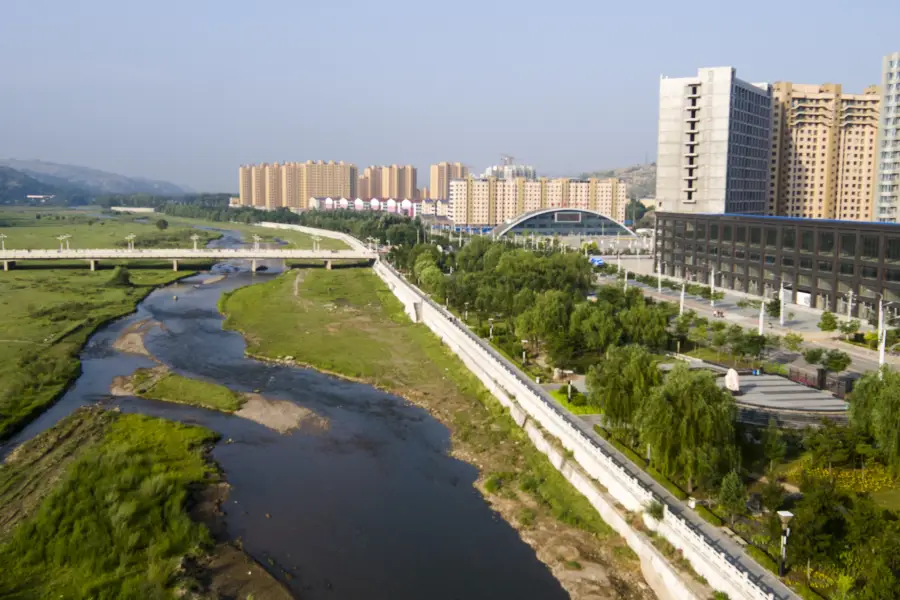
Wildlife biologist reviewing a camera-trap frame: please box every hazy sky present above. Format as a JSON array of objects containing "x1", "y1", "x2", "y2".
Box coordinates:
[{"x1": 1, "y1": 0, "x2": 896, "y2": 192}]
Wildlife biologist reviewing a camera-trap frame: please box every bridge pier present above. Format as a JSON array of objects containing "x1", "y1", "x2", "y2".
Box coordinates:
[
  {"x1": 2, "y1": 260, "x2": 14, "y2": 272},
  {"x1": 89, "y1": 259, "x2": 97, "y2": 272},
  {"x1": 251, "y1": 259, "x2": 257, "y2": 272},
  {"x1": 172, "y1": 259, "x2": 178, "y2": 272},
  {"x1": 325, "y1": 260, "x2": 332, "y2": 270}
]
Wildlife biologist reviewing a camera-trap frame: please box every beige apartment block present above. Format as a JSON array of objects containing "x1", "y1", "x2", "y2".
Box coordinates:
[
  {"x1": 769, "y1": 82, "x2": 880, "y2": 221},
  {"x1": 449, "y1": 176, "x2": 629, "y2": 227},
  {"x1": 238, "y1": 161, "x2": 357, "y2": 209},
  {"x1": 362, "y1": 164, "x2": 417, "y2": 199},
  {"x1": 239, "y1": 165, "x2": 253, "y2": 206},
  {"x1": 430, "y1": 162, "x2": 468, "y2": 200}
]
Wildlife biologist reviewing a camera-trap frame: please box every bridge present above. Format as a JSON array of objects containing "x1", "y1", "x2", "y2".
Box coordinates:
[{"x1": 0, "y1": 248, "x2": 378, "y2": 272}]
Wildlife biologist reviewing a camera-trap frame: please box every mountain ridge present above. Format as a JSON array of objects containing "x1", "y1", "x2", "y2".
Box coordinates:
[{"x1": 0, "y1": 159, "x2": 191, "y2": 197}]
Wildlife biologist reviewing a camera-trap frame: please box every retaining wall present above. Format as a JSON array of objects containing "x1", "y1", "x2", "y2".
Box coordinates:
[{"x1": 373, "y1": 260, "x2": 794, "y2": 600}]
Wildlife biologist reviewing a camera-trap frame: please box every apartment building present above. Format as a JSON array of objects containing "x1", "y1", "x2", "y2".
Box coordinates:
[
  {"x1": 877, "y1": 52, "x2": 900, "y2": 223},
  {"x1": 357, "y1": 164, "x2": 417, "y2": 199},
  {"x1": 656, "y1": 66, "x2": 772, "y2": 215},
  {"x1": 768, "y1": 83, "x2": 880, "y2": 221},
  {"x1": 237, "y1": 161, "x2": 357, "y2": 209},
  {"x1": 449, "y1": 176, "x2": 628, "y2": 227},
  {"x1": 429, "y1": 162, "x2": 468, "y2": 200},
  {"x1": 482, "y1": 163, "x2": 537, "y2": 180}
]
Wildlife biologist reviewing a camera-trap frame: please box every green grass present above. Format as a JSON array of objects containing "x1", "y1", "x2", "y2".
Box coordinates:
[
  {"x1": 549, "y1": 388, "x2": 599, "y2": 415},
  {"x1": 137, "y1": 370, "x2": 245, "y2": 412},
  {"x1": 0, "y1": 268, "x2": 198, "y2": 440},
  {"x1": 221, "y1": 268, "x2": 646, "y2": 571},
  {"x1": 164, "y1": 216, "x2": 348, "y2": 250},
  {"x1": 0, "y1": 408, "x2": 218, "y2": 599}
]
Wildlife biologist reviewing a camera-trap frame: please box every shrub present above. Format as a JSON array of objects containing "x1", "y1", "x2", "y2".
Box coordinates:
[
  {"x1": 695, "y1": 505, "x2": 725, "y2": 527},
  {"x1": 646, "y1": 500, "x2": 665, "y2": 521}
]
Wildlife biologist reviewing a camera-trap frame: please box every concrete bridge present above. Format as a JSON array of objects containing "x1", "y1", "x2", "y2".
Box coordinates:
[{"x1": 0, "y1": 248, "x2": 377, "y2": 272}]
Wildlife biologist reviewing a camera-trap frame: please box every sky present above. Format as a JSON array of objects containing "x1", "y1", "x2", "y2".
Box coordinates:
[{"x1": 0, "y1": 0, "x2": 897, "y2": 192}]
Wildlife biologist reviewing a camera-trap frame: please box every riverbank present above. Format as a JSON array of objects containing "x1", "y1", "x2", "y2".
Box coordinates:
[
  {"x1": 0, "y1": 406, "x2": 292, "y2": 598},
  {"x1": 0, "y1": 267, "x2": 203, "y2": 441},
  {"x1": 220, "y1": 267, "x2": 654, "y2": 600}
]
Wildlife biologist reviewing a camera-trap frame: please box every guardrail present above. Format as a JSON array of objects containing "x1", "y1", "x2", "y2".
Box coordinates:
[
  {"x1": 378, "y1": 259, "x2": 793, "y2": 600},
  {"x1": 0, "y1": 248, "x2": 376, "y2": 260}
]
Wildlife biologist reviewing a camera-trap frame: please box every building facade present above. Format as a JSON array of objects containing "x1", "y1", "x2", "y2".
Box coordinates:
[
  {"x1": 769, "y1": 83, "x2": 880, "y2": 221},
  {"x1": 237, "y1": 161, "x2": 357, "y2": 209},
  {"x1": 482, "y1": 163, "x2": 537, "y2": 180},
  {"x1": 429, "y1": 162, "x2": 468, "y2": 200},
  {"x1": 656, "y1": 66, "x2": 772, "y2": 215},
  {"x1": 655, "y1": 211, "x2": 900, "y2": 319},
  {"x1": 877, "y1": 52, "x2": 900, "y2": 222},
  {"x1": 449, "y1": 176, "x2": 628, "y2": 227},
  {"x1": 358, "y1": 164, "x2": 417, "y2": 199}
]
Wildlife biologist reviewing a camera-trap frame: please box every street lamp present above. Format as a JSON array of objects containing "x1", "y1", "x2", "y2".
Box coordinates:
[
  {"x1": 489, "y1": 317, "x2": 495, "y2": 340},
  {"x1": 464, "y1": 302, "x2": 469, "y2": 322},
  {"x1": 0, "y1": 233, "x2": 7, "y2": 251},
  {"x1": 56, "y1": 234, "x2": 71, "y2": 251},
  {"x1": 710, "y1": 267, "x2": 716, "y2": 307},
  {"x1": 777, "y1": 510, "x2": 794, "y2": 577},
  {"x1": 623, "y1": 269, "x2": 628, "y2": 291},
  {"x1": 190, "y1": 234, "x2": 200, "y2": 251},
  {"x1": 657, "y1": 259, "x2": 663, "y2": 293},
  {"x1": 312, "y1": 235, "x2": 323, "y2": 252},
  {"x1": 125, "y1": 233, "x2": 136, "y2": 251},
  {"x1": 252, "y1": 234, "x2": 262, "y2": 251},
  {"x1": 521, "y1": 340, "x2": 528, "y2": 365}
]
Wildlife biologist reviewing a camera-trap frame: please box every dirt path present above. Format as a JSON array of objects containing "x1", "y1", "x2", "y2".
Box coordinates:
[
  {"x1": 203, "y1": 274, "x2": 226, "y2": 285},
  {"x1": 292, "y1": 270, "x2": 305, "y2": 297}
]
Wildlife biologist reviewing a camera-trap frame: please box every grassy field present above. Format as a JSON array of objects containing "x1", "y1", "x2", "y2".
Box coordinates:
[
  {"x1": 163, "y1": 215, "x2": 348, "y2": 250},
  {"x1": 0, "y1": 407, "x2": 218, "y2": 599},
  {"x1": 131, "y1": 368, "x2": 245, "y2": 412},
  {"x1": 549, "y1": 388, "x2": 599, "y2": 415},
  {"x1": 220, "y1": 268, "x2": 653, "y2": 597},
  {"x1": 0, "y1": 268, "x2": 201, "y2": 440}
]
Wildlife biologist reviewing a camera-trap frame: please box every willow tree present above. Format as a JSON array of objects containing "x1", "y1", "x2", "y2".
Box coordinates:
[
  {"x1": 586, "y1": 345, "x2": 660, "y2": 445},
  {"x1": 850, "y1": 366, "x2": 900, "y2": 473},
  {"x1": 639, "y1": 364, "x2": 737, "y2": 493}
]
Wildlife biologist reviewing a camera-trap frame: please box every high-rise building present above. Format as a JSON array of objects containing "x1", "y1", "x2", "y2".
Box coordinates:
[
  {"x1": 656, "y1": 66, "x2": 772, "y2": 215},
  {"x1": 482, "y1": 163, "x2": 536, "y2": 180},
  {"x1": 876, "y1": 52, "x2": 900, "y2": 222},
  {"x1": 237, "y1": 161, "x2": 357, "y2": 209},
  {"x1": 768, "y1": 83, "x2": 880, "y2": 221},
  {"x1": 429, "y1": 162, "x2": 468, "y2": 200},
  {"x1": 361, "y1": 164, "x2": 417, "y2": 199},
  {"x1": 449, "y1": 177, "x2": 628, "y2": 227},
  {"x1": 239, "y1": 165, "x2": 253, "y2": 206}
]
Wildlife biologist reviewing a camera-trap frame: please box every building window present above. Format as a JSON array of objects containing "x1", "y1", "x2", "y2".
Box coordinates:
[
  {"x1": 800, "y1": 258, "x2": 813, "y2": 270},
  {"x1": 819, "y1": 232, "x2": 835, "y2": 255},
  {"x1": 862, "y1": 265, "x2": 879, "y2": 279},
  {"x1": 840, "y1": 234, "x2": 856, "y2": 258},
  {"x1": 736, "y1": 226, "x2": 747, "y2": 243},
  {"x1": 887, "y1": 269, "x2": 900, "y2": 283},
  {"x1": 735, "y1": 249, "x2": 746, "y2": 260},
  {"x1": 818, "y1": 261, "x2": 833, "y2": 273},
  {"x1": 840, "y1": 263, "x2": 855, "y2": 276},
  {"x1": 723, "y1": 225, "x2": 733, "y2": 242},
  {"x1": 766, "y1": 229, "x2": 777, "y2": 248},
  {"x1": 783, "y1": 257, "x2": 795, "y2": 267},
  {"x1": 801, "y1": 230, "x2": 815, "y2": 253},
  {"x1": 862, "y1": 235, "x2": 880, "y2": 260},
  {"x1": 710, "y1": 224, "x2": 719, "y2": 240},
  {"x1": 887, "y1": 238, "x2": 900, "y2": 264},
  {"x1": 750, "y1": 227, "x2": 762, "y2": 246},
  {"x1": 783, "y1": 229, "x2": 796, "y2": 250}
]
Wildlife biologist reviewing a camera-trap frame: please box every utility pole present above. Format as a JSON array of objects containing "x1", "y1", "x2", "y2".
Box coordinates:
[
  {"x1": 758, "y1": 299, "x2": 765, "y2": 335},
  {"x1": 779, "y1": 279, "x2": 786, "y2": 327},
  {"x1": 879, "y1": 297, "x2": 887, "y2": 371},
  {"x1": 679, "y1": 280, "x2": 686, "y2": 316},
  {"x1": 710, "y1": 268, "x2": 716, "y2": 307}
]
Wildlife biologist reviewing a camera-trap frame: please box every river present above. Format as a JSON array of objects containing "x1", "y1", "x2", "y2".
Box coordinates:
[{"x1": 1, "y1": 228, "x2": 568, "y2": 600}]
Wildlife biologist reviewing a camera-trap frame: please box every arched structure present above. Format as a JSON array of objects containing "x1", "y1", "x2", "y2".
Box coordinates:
[{"x1": 492, "y1": 208, "x2": 636, "y2": 238}]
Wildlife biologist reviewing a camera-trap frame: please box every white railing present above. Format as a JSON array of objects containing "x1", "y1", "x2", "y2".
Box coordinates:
[
  {"x1": 0, "y1": 248, "x2": 376, "y2": 260},
  {"x1": 376, "y1": 259, "x2": 794, "y2": 600}
]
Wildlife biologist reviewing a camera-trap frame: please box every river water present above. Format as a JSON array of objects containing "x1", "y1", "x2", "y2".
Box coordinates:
[{"x1": 1, "y1": 229, "x2": 568, "y2": 600}]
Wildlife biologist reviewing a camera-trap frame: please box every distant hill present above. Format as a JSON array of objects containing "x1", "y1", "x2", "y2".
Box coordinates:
[
  {"x1": 579, "y1": 163, "x2": 656, "y2": 200},
  {"x1": 0, "y1": 166, "x2": 86, "y2": 205},
  {"x1": 0, "y1": 159, "x2": 190, "y2": 197}
]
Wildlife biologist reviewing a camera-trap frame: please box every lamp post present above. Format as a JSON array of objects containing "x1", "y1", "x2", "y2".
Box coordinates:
[
  {"x1": 710, "y1": 268, "x2": 716, "y2": 307},
  {"x1": 780, "y1": 279, "x2": 792, "y2": 327},
  {"x1": 464, "y1": 302, "x2": 469, "y2": 322},
  {"x1": 0, "y1": 233, "x2": 7, "y2": 251},
  {"x1": 521, "y1": 340, "x2": 528, "y2": 365},
  {"x1": 679, "y1": 279, "x2": 686, "y2": 316},
  {"x1": 489, "y1": 317, "x2": 494, "y2": 340},
  {"x1": 56, "y1": 234, "x2": 70, "y2": 251},
  {"x1": 125, "y1": 233, "x2": 136, "y2": 251},
  {"x1": 623, "y1": 269, "x2": 628, "y2": 291},
  {"x1": 845, "y1": 289, "x2": 854, "y2": 319},
  {"x1": 777, "y1": 510, "x2": 794, "y2": 577},
  {"x1": 190, "y1": 234, "x2": 200, "y2": 251},
  {"x1": 657, "y1": 260, "x2": 663, "y2": 293},
  {"x1": 313, "y1": 235, "x2": 323, "y2": 252},
  {"x1": 252, "y1": 234, "x2": 262, "y2": 251}
]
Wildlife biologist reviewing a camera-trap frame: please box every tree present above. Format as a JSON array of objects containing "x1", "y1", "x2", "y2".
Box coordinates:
[
  {"x1": 711, "y1": 330, "x2": 728, "y2": 361},
  {"x1": 760, "y1": 478, "x2": 785, "y2": 513},
  {"x1": 818, "y1": 311, "x2": 838, "y2": 332},
  {"x1": 839, "y1": 319, "x2": 861, "y2": 340},
  {"x1": 587, "y1": 345, "x2": 661, "y2": 444},
  {"x1": 788, "y1": 480, "x2": 847, "y2": 578},
  {"x1": 821, "y1": 349, "x2": 852, "y2": 374},
  {"x1": 638, "y1": 365, "x2": 737, "y2": 492},
  {"x1": 850, "y1": 367, "x2": 900, "y2": 474},
  {"x1": 155, "y1": 218, "x2": 169, "y2": 231},
  {"x1": 803, "y1": 348, "x2": 824, "y2": 365},
  {"x1": 762, "y1": 417, "x2": 787, "y2": 473},
  {"x1": 718, "y1": 470, "x2": 747, "y2": 527},
  {"x1": 569, "y1": 303, "x2": 621, "y2": 357},
  {"x1": 784, "y1": 332, "x2": 804, "y2": 353},
  {"x1": 766, "y1": 298, "x2": 781, "y2": 318}
]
